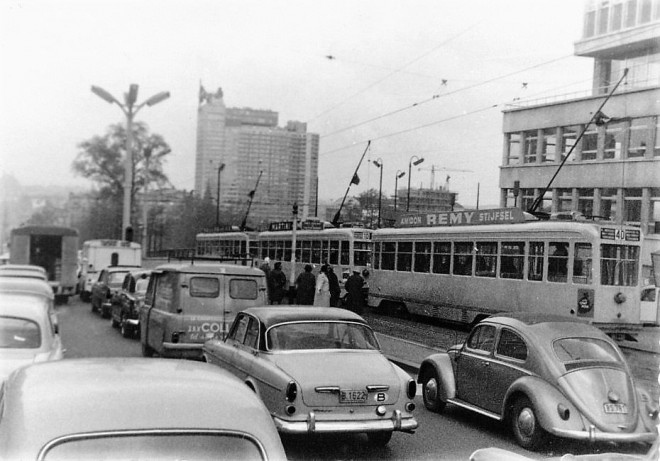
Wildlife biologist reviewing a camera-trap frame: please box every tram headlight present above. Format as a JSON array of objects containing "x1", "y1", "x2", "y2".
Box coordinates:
[{"x1": 614, "y1": 292, "x2": 626, "y2": 304}]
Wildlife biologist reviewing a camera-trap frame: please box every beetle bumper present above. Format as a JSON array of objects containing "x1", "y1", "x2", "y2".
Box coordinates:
[
  {"x1": 552, "y1": 426, "x2": 657, "y2": 443},
  {"x1": 273, "y1": 410, "x2": 418, "y2": 434}
]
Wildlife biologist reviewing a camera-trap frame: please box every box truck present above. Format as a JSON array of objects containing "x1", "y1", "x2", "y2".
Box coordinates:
[{"x1": 78, "y1": 239, "x2": 142, "y2": 301}]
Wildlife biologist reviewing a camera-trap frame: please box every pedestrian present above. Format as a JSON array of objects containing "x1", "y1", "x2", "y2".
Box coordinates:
[
  {"x1": 327, "y1": 266, "x2": 341, "y2": 307},
  {"x1": 345, "y1": 270, "x2": 365, "y2": 314},
  {"x1": 259, "y1": 257, "x2": 271, "y2": 302},
  {"x1": 313, "y1": 264, "x2": 330, "y2": 307},
  {"x1": 295, "y1": 264, "x2": 316, "y2": 305},
  {"x1": 269, "y1": 262, "x2": 287, "y2": 305}
]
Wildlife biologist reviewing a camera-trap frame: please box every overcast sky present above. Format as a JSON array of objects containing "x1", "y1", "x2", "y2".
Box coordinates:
[{"x1": 0, "y1": 0, "x2": 593, "y2": 208}]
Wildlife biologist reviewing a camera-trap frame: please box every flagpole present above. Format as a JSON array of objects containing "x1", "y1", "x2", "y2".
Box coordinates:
[{"x1": 332, "y1": 141, "x2": 371, "y2": 227}]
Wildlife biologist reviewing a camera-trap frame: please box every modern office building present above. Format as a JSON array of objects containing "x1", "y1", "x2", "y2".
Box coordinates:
[
  {"x1": 499, "y1": 0, "x2": 660, "y2": 278},
  {"x1": 195, "y1": 87, "x2": 319, "y2": 229}
]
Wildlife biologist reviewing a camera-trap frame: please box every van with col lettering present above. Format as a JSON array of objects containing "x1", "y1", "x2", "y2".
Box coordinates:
[{"x1": 139, "y1": 263, "x2": 268, "y2": 359}]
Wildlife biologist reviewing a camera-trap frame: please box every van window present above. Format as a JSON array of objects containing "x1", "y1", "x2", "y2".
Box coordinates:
[
  {"x1": 154, "y1": 273, "x2": 177, "y2": 312},
  {"x1": 190, "y1": 277, "x2": 220, "y2": 298},
  {"x1": 229, "y1": 279, "x2": 258, "y2": 300}
]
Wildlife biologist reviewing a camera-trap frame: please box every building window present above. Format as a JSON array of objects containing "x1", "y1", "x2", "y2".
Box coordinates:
[
  {"x1": 578, "y1": 188, "x2": 595, "y2": 217},
  {"x1": 604, "y1": 121, "x2": 625, "y2": 159},
  {"x1": 626, "y1": 0, "x2": 637, "y2": 27},
  {"x1": 655, "y1": 117, "x2": 660, "y2": 156},
  {"x1": 624, "y1": 188, "x2": 643, "y2": 224},
  {"x1": 558, "y1": 188, "x2": 573, "y2": 212},
  {"x1": 640, "y1": 0, "x2": 652, "y2": 22},
  {"x1": 585, "y1": 7, "x2": 596, "y2": 37},
  {"x1": 650, "y1": 188, "x2": 660, "y2": 234},
  {"x1": 523, "y1": 130, "x2": 538, "y2": 164},
  {"x1": 561, "y1": 126, "x2": 579, "y2": 161},
  {"x1": 600, "y1": 188, "x2": 618, "y2": 220},
  {"x1": 628, "y1": 117, "x2": 651, "y2": 158},
  {"x1": 598, "y1": 1, "x2": 610, "y2": 34},
  {"x1": 611, "y1": 1, "x2": 624, "y2": 30},
  {"x1": 582, "y1": 127, "x2": 598, "y2": 160},
  {"x1": 507, "y1": 133, "x2": 521, "y2": 165},
  {"x1": 541, "y1": 128, "x2": 557, "y2": 163}
]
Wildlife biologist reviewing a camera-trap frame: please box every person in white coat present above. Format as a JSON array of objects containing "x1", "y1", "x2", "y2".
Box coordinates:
[{"x1": 313, "y1": 264, "x2": 330, "y2": 307}]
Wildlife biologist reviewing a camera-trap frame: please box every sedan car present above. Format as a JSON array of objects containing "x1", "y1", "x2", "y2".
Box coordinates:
[
  {"x1": 110, "y1": 269, "x2": 151, "y2": 338},
  {"x1": 203, "y1": 306, "x2": 418, "y2": 446},
  {"x1": 0, "y1": 264, "x2": 48, "y2": 281},
  {"x1": 0, "y1": 358, "x2": 286, "y2": 460},
  {"x1": 91, "y1": 265, "x2": 139, "y2": 318},
  {"x1": 0, "y1": 293, "x2": 64, "y2": 381},
  {"x1": 418, "y1": 313, "x2": 658, "y2": 450}
]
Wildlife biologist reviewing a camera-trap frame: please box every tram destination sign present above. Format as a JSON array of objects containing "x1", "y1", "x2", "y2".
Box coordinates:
[{"x1": 397, "y1": 208, "x2": 526, "y2": 228}]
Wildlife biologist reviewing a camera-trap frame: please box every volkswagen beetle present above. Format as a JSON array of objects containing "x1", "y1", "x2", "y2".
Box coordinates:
[
  {"x1": 418, "y1": 313, "x2": 658, "y2": 450},
  {"x1": 203, "y1": 306, "x2": 418, "y2": 446}
]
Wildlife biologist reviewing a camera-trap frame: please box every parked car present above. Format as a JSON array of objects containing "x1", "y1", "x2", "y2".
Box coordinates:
[
  {"x1": 91, "y1": 265, "x2": 140, "y2": 318},
  {"x1": 110, "y1": 269, "x2": 152, "y2": 338},
  {"x1": 418, "y1": 313, "x2": 658, "y2": 450},
  {"x1": 0, "y1": 264, "x2": 48, "y2": 281},
  {"x1": 0, "y1": 358, "x2": 286, "y2": 460},
  {"x1": 140, "y1": 263, "x2": 268, "y2": 359},
  {"x1": 203, "y1": 306, "x2": 418, "y2": 446},
  {"x1": 0, "y1": 292, "x2": 64, "y2": 381}
]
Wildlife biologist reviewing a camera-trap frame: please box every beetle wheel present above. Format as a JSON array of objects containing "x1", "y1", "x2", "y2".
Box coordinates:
[
  {"x1": 111, "y1": 314, "x2": 119, "y2": 328},
  {"x1": 422, "y1": 369, "x2": 446, "y2": 413},
  {"x1": 141, "y1": 341, "x2": 155, "y2": 357},
  {"x1": 511, "y1": 396, "x2": 547, "y2": 450},
  {"x1": 367, "y1": 431, "x2": 392, "y2": 446}
]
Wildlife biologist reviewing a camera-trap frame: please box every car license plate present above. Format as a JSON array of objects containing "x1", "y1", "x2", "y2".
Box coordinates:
[
  {"x1": 339, "y1": 389, "x2": 367, "y2": 404},
  {"x1": 603, "y1": 403, "x2": 628, "y2": 414}
]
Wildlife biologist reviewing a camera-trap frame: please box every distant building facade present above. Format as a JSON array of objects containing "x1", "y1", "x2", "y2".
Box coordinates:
[
  {"x1": 195, "y1": 88, "x2": 319, "y2": 229},
  {"x1": 499, "y1": 0, "x2": 660, "y2": 278}
]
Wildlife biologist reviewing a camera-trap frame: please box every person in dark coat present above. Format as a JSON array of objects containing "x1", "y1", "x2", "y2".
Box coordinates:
[
  {"x1": 269, "y1": 262, "x2": 287, "y2": 304},
  {"x1": 295, "y1": 264, "x2": 316, "y2": 305},
  {"x1": 345, "y1": 270, "x2": 365, "y2": 314},
  {"x1": 327, "y1": 266, "x2": 341, "y2": 307}
]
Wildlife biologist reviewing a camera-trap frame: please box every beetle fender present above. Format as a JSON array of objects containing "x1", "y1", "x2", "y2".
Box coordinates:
[
  {"x1": 418, "y1": 353, "x2": 456, "y2": 401},
  {"x1": 504, "y1": 376, "x2": 585, "y2": 434}
]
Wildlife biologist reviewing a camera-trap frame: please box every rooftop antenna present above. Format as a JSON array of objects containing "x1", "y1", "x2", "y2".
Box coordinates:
[{"x1": 528, "y1": 68, "x2": 628, "y2": 215}]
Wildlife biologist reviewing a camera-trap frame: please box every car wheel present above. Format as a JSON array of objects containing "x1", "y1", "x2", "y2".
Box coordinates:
[
  {"x1": 91, "y1": 300, "x2": 97, "y2": 313},
  {"x1": 511, "y1": 396, "x2": 547, "y2": 450},
  {"x1": 367, "y1": 431, "x2": 392, "y2": 447},
  {"x1": 422, "y1": 369, "x2": 447, "y2": 413},
  {"x1": 121, "y1": 319, "x2": 132, "y2": 339},
  {"x1": 141, "y1": 341, "x2": 155, "y2": 357},
  {"x1": 111, "y1": 314, "x2": 119, "y2": 328}
]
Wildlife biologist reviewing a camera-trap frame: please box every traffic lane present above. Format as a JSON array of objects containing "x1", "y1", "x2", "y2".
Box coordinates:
[{"x1": 56, "y1": 297, "x2": 142, "y2": 358}]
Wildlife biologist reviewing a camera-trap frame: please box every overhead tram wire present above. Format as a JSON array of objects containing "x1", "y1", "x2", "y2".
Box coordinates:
[{"x1": 308, "y1": 22, "x2": 481, "y2": 124}]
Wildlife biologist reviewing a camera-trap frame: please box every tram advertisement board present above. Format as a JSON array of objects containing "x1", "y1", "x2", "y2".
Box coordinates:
[{"x1": 397, "y1": 208, "x2": 526, "y2": 228}]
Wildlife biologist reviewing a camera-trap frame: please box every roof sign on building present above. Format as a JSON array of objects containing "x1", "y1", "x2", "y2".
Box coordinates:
[{"x1": 397, "y1": 208, "x2": 526, "y2": 228}]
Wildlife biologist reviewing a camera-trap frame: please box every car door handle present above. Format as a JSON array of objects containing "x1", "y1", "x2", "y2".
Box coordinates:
[{"x1": 483, "y1": 362, "x2": 490, "y2": 367}]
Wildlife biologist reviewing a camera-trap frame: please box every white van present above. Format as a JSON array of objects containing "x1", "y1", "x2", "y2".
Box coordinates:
[{"x1": 79, "y1": 240, "x2": 141, "y2": 301}]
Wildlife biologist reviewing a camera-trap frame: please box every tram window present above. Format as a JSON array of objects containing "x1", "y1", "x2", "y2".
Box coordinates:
[
  {"x1": 601, "y1": 244, "x2": 639, "y2": 286},
  {"x1": 275, "y1": 240, "x2": 285, "y2": 261},
  {"x1": 573, "y1": 243, "x2": 592, "y2": 284},
  {"x1": 381, "y1": 242, "x2": 396, "y2": 271},
  {"x1": 301, "y1": 241, "x2": 311, "y2": 263},
  {"x1": 284, "y1": 241, "x2": 292, "y2": 261},
  {"x1": 329, "y1": 241, "x2": 339, "y2": 265},
  {"x1": 413, "y1": 242, "x2": 431, "y2": 273},
  {"x1": 397, "y1": 242, "x2": 413, "y2": 272},
  {"x1": 453, "y1": 242, "x2": 473, "y2": 276},
  {"x1": 432, "y1": 242, "x2": 451, "y2": 274},
  {"x1": 528, "y1": 241, "x2": 544, "y2": 281},
  {"x1": 496, "y1": 329, "x2": 527, "y2": 361},
  {"x1": 321, "y1": 240, "x2": 329, "y2": 263},
  {"x1": 500, "y1": 242, "x2": 524, "y2": 279},
  {"x1": 548, "y1": 242, "x2": 569, "y2": 283},
  {"x1": 340, "y1": 241, "x2": 350, "y2": 265},
  {"x1": 475, "y1": 242, "x2": 497, "y2": 278},
  {"x1": 354, "y1": 242, "x2": 371, "y2": 267},
  {"x1": 373, "y1": 242, "x2": 381, "y2": 270},
  {"x1": 312, "y1": 240, "x2": 322, "y2": 264},
  {"x1": 466, "y1": 324, "x2": 496, "y2": 352}
]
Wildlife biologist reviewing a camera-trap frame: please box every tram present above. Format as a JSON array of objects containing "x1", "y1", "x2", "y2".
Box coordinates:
[{"x1": 369, "y1": 208, "x2": 645, "y2": 337}]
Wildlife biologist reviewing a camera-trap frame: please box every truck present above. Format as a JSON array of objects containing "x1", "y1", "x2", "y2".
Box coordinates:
[
  {"x1": 9, "y1": 226, "x2": 79, "y2": 303},
  {"x1": 78, "y1": 239, "x2": 142, "y2": 302}
]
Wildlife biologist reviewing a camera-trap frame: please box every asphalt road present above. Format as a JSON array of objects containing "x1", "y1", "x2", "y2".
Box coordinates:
[{"x1": 54, "y1": 297, "x2": 652, "y2": 461}]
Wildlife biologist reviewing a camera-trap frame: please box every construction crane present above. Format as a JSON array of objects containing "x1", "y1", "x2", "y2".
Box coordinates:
[{"x1": 418, "y1": 164, "x2": 473, "y2": 189}]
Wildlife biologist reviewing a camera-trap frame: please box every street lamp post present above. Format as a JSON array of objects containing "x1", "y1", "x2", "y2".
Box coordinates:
[
  {"x1": 372, "y1": 158, "x2": 383, "y2": 228},
  {"x1": 394, "y1": 170, "x2": 406, "y2": 212},
  {"x1": 215, "y1": 163, "x2": 225, "y2": 228},
  {"x1": 91, "y1": 84, "x2": 170, "y2": 241},
  {"x1": 406, "y1": 156, "x2": 425, "y2": 212}
]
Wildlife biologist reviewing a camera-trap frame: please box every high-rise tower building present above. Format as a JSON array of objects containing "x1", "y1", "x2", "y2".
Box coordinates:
[
  {"x1": 499, "y1": 0, "x2": 660, "y2": 278},
  {"x1": 195, "y1": 87, "x2": 319, "y2": 229}
]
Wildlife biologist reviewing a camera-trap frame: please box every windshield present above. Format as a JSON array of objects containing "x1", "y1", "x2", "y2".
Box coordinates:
[
  {"x1": 108, "y1": 271, "x2": 129, "y2": 285},
  {"x1": 0, "y1": 316, "x2": 41, "y2": 348},
  {"x1": 267, "y1": 321, "x2": 380, "y2": 351}
]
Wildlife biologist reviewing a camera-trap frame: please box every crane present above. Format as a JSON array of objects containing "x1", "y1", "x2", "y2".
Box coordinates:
[{"x1": 417, "y1": 164, "x2": 473, "y2": 189}]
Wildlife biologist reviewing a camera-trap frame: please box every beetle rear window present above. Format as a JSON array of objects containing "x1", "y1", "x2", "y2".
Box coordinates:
[
  {"x1": 553, "y1": 337, "x2": 621, "y2": 369},
  {"x1": 190, "y1": 277, "x2": 220, "y2": 298},
  {"x1": 229, "y1": 279, "x2": 258, "y2": 300}
]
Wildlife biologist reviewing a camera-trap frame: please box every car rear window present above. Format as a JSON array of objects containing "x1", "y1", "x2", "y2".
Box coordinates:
[
  {"x1": 553, "y1": 337, "x2": 622, "y2": 370},
  {"x1": 267, "y1": 321, "x2": 379, "y2": 351},
  {"x1": 0, "y1": 316, "x2": 41, "y2": 348},
  {"x1": 42, "y1": 432, "x2": 266, "y2": 461},
  {"x1": 190, "y1": 277, "x2": 220, "y2": 298},
  {"x1": 229, "y1": 279, "x2": 258, "y2": 300}
]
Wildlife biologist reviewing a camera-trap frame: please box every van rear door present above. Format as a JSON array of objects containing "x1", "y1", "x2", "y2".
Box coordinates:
[{"x1": 222, "y1": 275, "x2": 268, "y2": 333}]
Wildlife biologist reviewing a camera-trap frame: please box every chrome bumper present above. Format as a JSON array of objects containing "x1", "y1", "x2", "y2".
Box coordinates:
[
  {"x1": 125, "y1": 318, "x2": 139, "y2": 326},
  {"x1": 162, "y1": 342, "x2": 203, "y2": 350},
  {"x1": 273, "y1": 409, "x2": 417, "y2": 435},
  {"x1": 553, "y1": 426, "x2": 657, "y2": 443}
]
